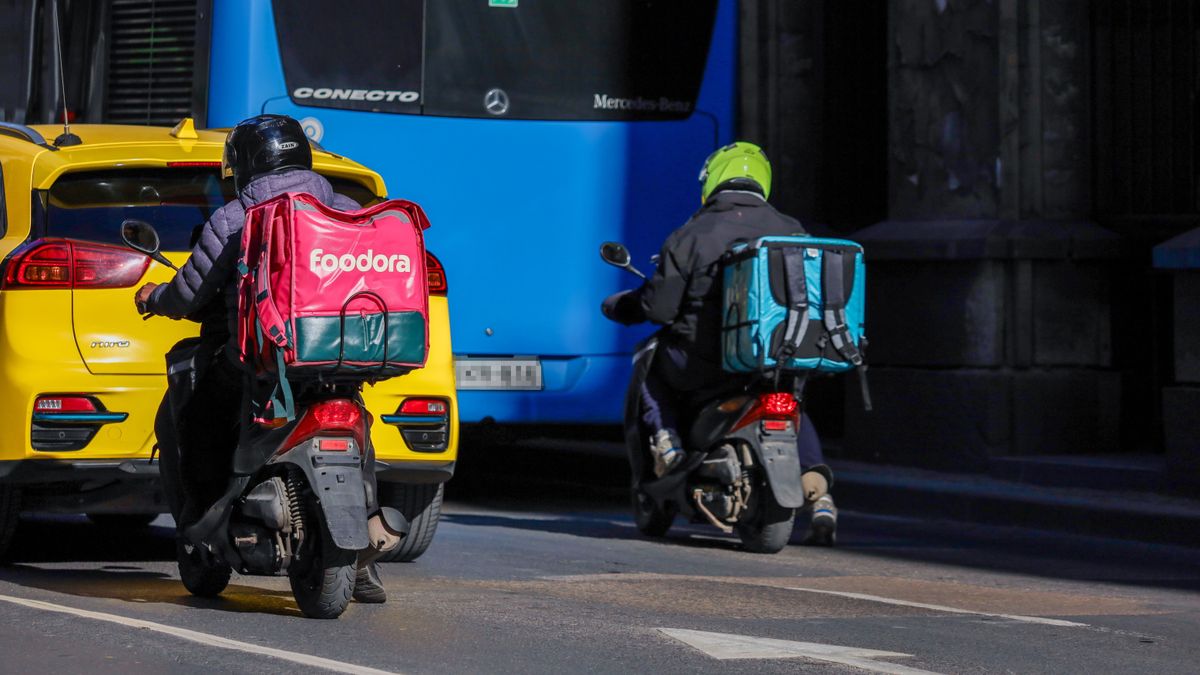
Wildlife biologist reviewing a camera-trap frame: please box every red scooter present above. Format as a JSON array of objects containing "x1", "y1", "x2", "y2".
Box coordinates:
[{"x1": 125, "y1": 220, "x2": 406, "y2": 619}]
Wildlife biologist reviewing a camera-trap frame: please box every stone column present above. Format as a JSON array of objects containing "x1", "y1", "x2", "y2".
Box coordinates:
[{"x1": 846, "y1": 0, "x2": 1122, "y2": 471}]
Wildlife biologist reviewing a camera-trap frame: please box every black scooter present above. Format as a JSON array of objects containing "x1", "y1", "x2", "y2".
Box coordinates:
[
  {"x1": 600, "y1": 242, "x2": 816, "y2": 553},
  {"x1": 123, "y1": 220, "x2": 406, "y2": 619}
]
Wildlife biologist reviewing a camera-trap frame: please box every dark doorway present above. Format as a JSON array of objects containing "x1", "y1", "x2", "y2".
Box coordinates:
[
  {"x1": 1091, "y1": 0, "x2": 1200, "y2": 452},
  {"x1": 816, "y1": 0, "x2": 889, "y2": 234},
  {"x1": 806, "y1": 1, "x2": 889, "y2": 440},
  {"x1": 737, "y1": 1, "x2": 889, "y2": 439},
  {"x1": 1092, "y1": 0, "x2": 1200, "y2": 243}
]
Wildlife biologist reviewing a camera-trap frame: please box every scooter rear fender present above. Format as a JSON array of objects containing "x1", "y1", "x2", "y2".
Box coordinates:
[
  {"x1": 727, "y1": 423, "x2": 807, "y2": 509},
  {"x1": 269, "y1": 439, "x2": 370, "y2": 550}
]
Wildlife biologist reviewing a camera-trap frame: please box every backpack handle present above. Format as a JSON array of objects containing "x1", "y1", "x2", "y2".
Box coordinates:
[{"x1": 337, "y1": 290, "x2": 391, "y2": 374}]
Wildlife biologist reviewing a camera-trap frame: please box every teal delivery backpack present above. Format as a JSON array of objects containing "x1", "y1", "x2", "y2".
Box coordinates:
[{"x1": 721, "y1": 236, "x2": 871, "y2": 406}]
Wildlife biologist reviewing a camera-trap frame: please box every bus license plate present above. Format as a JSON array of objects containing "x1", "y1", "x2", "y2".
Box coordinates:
[{"x1": 455, "y1": 358, "x2": 543, "y2": 390}]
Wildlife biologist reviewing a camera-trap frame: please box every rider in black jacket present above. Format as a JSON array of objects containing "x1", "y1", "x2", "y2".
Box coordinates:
[{"x1": 605, "y1": 142, "x2": 837, "y2": 544}]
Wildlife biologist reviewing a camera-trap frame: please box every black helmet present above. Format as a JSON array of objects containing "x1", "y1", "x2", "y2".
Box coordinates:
[{"x1": 221, "y1": 114, "x2": 313, "y2": 193}]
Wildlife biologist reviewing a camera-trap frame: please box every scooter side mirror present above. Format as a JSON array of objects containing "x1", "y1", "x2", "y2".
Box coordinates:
[
  {"x1": 600, "y1": 241, "x2": 631, "y2": 267},
  {"x1": 121, "y1": 219, "x2": 160, "y2": 254},
  {"x1": 599, "y1": 241, "x2": 646, "y2": 279},
  {"x1": 121, "y1": 219, "x2": 179, "y2": 271}
]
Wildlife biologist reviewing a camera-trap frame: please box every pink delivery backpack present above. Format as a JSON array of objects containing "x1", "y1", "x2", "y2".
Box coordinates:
[{"x1": 237, "y1": 192, "x2": 431, "y2": 420}]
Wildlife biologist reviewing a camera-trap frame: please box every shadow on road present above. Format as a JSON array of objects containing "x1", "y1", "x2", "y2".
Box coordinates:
[
  {"x1": 0, "y1": 563, "x2": 303, "y2": 616},
  {"x1": 5, "y1": 434, "x2": 1197, "y2": 598},
  {"x1": 6, "y1": 515, "x2": 175, "y2": 563},
  {"x1": 451, "y1": 432, "x2": 1200, "y2": 592},
  {"x1": 441, "y1": 510, "x2": 786, "y2": 554},
  {"x1": 1, "y1": 516, "x2": 305, "y2": 617}
]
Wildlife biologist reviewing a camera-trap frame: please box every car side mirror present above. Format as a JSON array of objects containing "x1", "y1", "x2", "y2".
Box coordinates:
[
  {"x1": 599, "y1": 241, "x2": 645, "y2": 279},
  {"x1": 121, "y1": 219, "x2": 179, "y2": 271}
]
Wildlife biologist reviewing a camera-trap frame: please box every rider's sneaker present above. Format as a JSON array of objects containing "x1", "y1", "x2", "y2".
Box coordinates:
[
  {"x1": 650, "y1": 429, "x2": 684, "y2": 478},
  {"x1": 353, "y1": 562, "x2": 387, "y2": 603},
  {"x1": 803, "y1": 494, "x2": 837, "y2": 546}
]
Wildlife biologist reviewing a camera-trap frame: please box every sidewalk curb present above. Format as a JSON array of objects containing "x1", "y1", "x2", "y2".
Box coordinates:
[{"x1": 831, "y1": 461, "x2": 1200, "y2": 549}]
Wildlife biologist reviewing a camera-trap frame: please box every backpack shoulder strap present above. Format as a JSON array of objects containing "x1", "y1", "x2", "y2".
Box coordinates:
[
  {"x1": 821, "y1": 249, "x2": 872, "y2": 410},
  {"x1": 775, "y1": 246, "x2": 811, "y2": 365}
]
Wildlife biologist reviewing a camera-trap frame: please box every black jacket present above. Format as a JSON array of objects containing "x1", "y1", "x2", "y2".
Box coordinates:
[{"x1": 626, "y1": 190, "x2": 807, "y2": 364}]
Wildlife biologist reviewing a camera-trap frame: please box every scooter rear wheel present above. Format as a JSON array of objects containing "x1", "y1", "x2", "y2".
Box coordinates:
[
  {"x1": 631, "y1": 488, "x2": 675, "y2": 537},
  {"x1": 176, "y1": 538, "x2": 231, "y2": 597},
  {"x1": 288, "y1": 517, "x2": 357, "y2": 619},
  {"x1": 736, "y1": 487, "x2": 796, "y2": 554}
]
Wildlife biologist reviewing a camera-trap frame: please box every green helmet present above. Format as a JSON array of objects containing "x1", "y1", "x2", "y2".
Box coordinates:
[{"x1": 698, "y1": 141, "x2": 772, "y2": 204}]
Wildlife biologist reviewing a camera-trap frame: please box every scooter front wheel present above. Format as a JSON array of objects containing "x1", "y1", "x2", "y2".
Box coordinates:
[
  {"x1": 176, "y1": 538, "x2": 231, "y2": 598},
  {"x1": 631, "y1": 488, "x2": 675, "y2": 537}
]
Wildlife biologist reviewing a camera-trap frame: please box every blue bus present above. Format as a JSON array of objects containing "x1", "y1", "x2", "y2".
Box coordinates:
[
  {"x1": 4, "y1": 0, "x2": 736, "y2": 426},
  {"x1": 209, "y1": 0, "x2": 737, "y2": 425}
]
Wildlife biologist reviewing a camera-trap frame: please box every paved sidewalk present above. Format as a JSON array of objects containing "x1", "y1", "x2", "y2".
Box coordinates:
[{"x1": 831, "y1": 459, "x2": 1200, "y2": 548}]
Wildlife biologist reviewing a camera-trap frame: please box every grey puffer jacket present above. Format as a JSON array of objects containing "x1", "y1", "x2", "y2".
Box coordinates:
[{"x1": 147, "y1": 170, "x2": 360, "y2": 347}]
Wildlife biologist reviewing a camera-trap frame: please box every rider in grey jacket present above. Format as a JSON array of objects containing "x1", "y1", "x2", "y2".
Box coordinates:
[
  {"x1": 137, "y1": 115, "x2": 399, "y2": 600},
  {"x1": 143, "y1": 160, "x2": 358, "y2": 356}
]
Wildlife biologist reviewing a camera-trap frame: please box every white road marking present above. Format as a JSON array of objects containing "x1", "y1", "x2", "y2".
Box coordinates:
[
  {"x1": 659, "y1": 628, "x2": 942, "y2": 674},
  {"x1": 786, "y1": 587, "x2": 1090, "y2": 627},
  {"x1": 543, "y1": 575, "x2": 1091, "y2": 628},
  {"x1": 0, "y1": 593, "x2": 400, "y2": 675}
]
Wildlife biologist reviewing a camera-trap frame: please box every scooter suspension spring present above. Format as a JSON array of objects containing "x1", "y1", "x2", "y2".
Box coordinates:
[{"x1": 284, "y1": 467, "x2": 307, "y2": 552}]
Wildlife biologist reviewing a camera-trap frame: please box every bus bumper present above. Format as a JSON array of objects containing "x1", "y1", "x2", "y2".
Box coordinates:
[{"x1": 456, "y1": 354, "x2": 630, "y2": 424}]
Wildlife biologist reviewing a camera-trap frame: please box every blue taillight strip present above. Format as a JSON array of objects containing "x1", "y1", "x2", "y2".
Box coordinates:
[
  {"x1": 380, "y1": 414, "x2": 448, "y2": 426},
  {"x1": 32, "y1": 412, "x2": 128, "y2": 424}
]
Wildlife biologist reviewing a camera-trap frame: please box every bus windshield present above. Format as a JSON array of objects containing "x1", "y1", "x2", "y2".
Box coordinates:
[{"x1": 273, "y1": 0, "x2": 719, "y2": 121}]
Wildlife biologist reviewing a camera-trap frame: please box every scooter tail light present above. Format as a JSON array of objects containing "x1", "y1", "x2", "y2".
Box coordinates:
[
  {"x1": 311, "y1": 399, "x2": 362, "y2": 428},
  {"x1": 732, "y1": 392, "x2": 801, "y2": 432},
  {"x1": 760, "y1": 392, "x2": 798, "y2": 417},
  {"x1": 284, "y1": 399, "x2": 367, "y2": 449}
]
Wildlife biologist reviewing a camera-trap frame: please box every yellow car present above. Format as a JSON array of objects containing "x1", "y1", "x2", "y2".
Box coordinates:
[{"x1": 0, "y1": 120, "x2": 456, "y2": 562}]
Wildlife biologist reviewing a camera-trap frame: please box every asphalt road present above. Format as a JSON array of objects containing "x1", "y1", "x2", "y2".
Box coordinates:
[{"x1": 0, "y1": 437, "x2": 1197, "y2": 674}]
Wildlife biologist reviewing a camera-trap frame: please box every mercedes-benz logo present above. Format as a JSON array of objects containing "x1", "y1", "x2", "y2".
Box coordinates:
[{"x1": 484, "y1": 88, "x2": 509, "y2": 116}]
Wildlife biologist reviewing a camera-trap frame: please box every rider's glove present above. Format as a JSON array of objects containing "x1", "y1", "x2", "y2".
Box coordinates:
[{"x1": 602, "y1": 290, "x2": 644, "y2": 325}]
